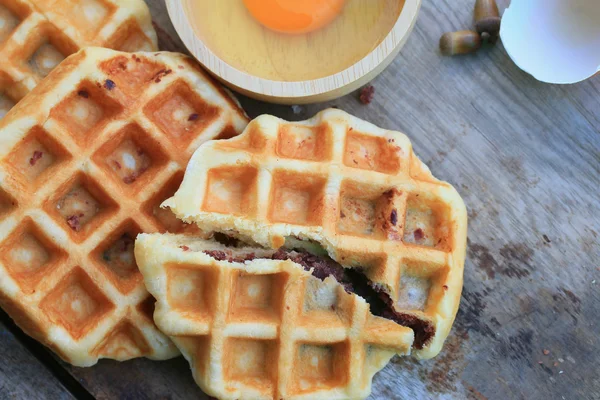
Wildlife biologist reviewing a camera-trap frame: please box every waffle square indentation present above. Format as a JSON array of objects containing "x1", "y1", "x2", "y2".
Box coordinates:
[
  {"x1": 397, "y1": 259, "x2": 448, "y2": 313},
  {"x1": 292, "y1": 342, "x2": 349, "y2": 394},
  {"x1": 268, "y1": 171, "x2": 326, "y2": 226},
  {"x1": 228, "y1": 272, "x2": 286, "y2": 323},
  {"x1": 0, "y1": 186, "x2": 17, "y2": 217},
  {"x1": 51, "y1": 81, "x2": 123, "y2": 146},
  {"x1": 144, "y1": 80, "x2": 221, "y2": 147},
  {"x1": 203, "y1": 166, "x2": 258, "y2": 217},
  {"x1": 276, "y1": 124, "x2": 331, "y2": 161},
  {"x1": 93, "y1": 123, "x2": 168, "y2": 190},
  {"x1": 344, "y1": 131, "x2": 401, "y2": 174},
  {"x1": 40, "y1": 267, "x2": 114, "y2": 339},
  {"x1": 0, "y1": 218, "x2": 66, "y2": 293},
  {"x1": 0, "y1": 2, "x2": 28, "y2": 44},
  {"x1": 403, "y1": 194, "x2": 451, "y2": 250},
  {"x1": 142, "y1": 172, "x2": 193, "y2": 233},
  {"x1": 5, "y1": 126, "x2": 70, "y2": 183},
  {"x1": 167, "y1": 265, "x2": 219, "y2": 319},
  {"x1": 49, "y1": 173, "x2": 119, "y2": 241},
  {"x1": 92, "y1": 219, "x2": 141, "y2": 294},
  {"x1": 224, "y1": 338, "x2": 278, "y2": 391},
  {"x1": 93, "y1": 320, "x2": 150, "y2": 359}
]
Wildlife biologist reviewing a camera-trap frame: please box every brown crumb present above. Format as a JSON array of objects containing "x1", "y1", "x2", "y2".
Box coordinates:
[
  {"x1": 543, "y1": 349, "x2": 550, "y2": 355},
  {"x1": 112, "y1": 160, "x2": 122, "y2": 170},
  {"x1": 443, "y1": 285, "x2": 449, "y2": 290},
  {"x1": 390, "y1": 209, "x2": 398, "y2": 226},
  {"x1": 29, "y1": 150, "x2": 43, "y2": 166},
  {"x1": 77, "y1": 90, "x2": 89, "y2": 98},
  {"x1": 359, "y1": 85, "x2": 375, "y2": 104},
  {"x1": 179, "y1": 245, "x2": 190, "y2": 251},
  {"x1": 414, "y1": 228, "x2": 425, "y2": 241},
  {"x1": 553, "y1": 362, "x2": 559, "y2": 367},
  {"x1": 188, "y1": 113, "x2": 199, "y2": 121},
  {"x1": 151, "y1": 69, "x2": 173, "y2": 84},
  {"x1": 66, "y1": 214, "x2": 82, "y2": 231}
]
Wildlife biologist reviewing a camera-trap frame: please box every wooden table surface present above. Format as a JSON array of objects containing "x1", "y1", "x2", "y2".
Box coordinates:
[{"x1": 1, "y1": 1, "x2": 598, "y2": 399}]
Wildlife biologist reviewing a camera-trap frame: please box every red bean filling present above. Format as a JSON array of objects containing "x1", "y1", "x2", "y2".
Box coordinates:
[{"x1": 203, "y1": 247, "x2": 435, "y2": 349}]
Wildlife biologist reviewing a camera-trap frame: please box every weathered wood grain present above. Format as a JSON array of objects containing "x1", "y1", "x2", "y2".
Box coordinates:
[
  {"x1": 2, "y1": 0, "x2": 598, "y2": 399},
  {"x1": 0, "y1": 321, "x2": 73, "y2": 400}
]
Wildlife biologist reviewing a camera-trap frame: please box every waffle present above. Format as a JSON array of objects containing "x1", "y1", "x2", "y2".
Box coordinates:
[
  {"x1": 0, "y1": 0, "x2": 158, "y2": 119},
  {"x1": 0, "y1": 47, "x2": 249, "y2": 366},
  {"x1": 135, "y1": 233, "x2": 414, "y2": 400},
  {"x1": 165, "y1": 109, "x2": 468, "y2": 359}
]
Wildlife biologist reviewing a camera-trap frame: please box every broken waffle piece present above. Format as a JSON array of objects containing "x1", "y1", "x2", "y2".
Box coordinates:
[
  {"x1": 0, "y1": 0, "x2": 158, "y2": 119},
  {"x1": 164, "y1": 109, "x2": 468, "y2": 359},
  {"x1": 135, "y1": 233, "x2": 414, "y2": 400},
  {"x1": 0, "y1": 47, "x2": 248, "y2": 366}
]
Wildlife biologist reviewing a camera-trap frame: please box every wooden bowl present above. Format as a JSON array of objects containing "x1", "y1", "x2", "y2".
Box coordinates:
[{"x1": 166, "y1": 0, "x2": 422, "y2": 104}]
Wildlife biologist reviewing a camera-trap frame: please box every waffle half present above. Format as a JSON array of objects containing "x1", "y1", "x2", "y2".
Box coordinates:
[
  {"x1": 136, "y1": 233, "x2": 414, "y2": 400},
  {"x1": 0, "y1": 0, "x2": 157, "y2": 119},
  {"x1": 0, "y1": 47, "x2": 249, "y2": 366},
  {"x1": 165, "y1": 109, "x2": 468, "y2": 359}
]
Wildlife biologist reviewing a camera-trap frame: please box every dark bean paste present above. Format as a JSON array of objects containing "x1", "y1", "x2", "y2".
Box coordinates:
[{"x1": 203, "y1": 246, "x2": 435, "y2": 349}]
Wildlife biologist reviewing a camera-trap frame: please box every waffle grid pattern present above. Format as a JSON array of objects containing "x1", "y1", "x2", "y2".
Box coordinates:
[
  {"x1": 0, "y1": 48, "x2": 248, "y2": 366},
  {"x1": 0, "y1": 0, "x2": 157, "y2": 118},
  {"x1": 166, "y1": 109, "x2": 468, "y2": 359},
  {"x1": 136, "y1": 233, "x2": 414, "y2": 400}
]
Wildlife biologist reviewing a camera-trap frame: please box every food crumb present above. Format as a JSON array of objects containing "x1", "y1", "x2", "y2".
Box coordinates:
[
  {"x1": 188, "y1": 113, "x2": 199, "y2": 121},
  {"x1": 29, "y1": 150, "x2": 43, "y2": 166},
  {"x1": 77, "y1": 90, "x2": 89, "y2": 98},
  {"x1": 359, "y1": 85, "x2": 375, "y2": 104},
  {"x1": 414, "y1": 228, "x2": 425, "y2": 241},
  {"x1": 179, "y1": 245, "x2": 190, "y2": 251},
  {"x1": 543, "y1": 349, "x2": 550, "y2": 355},
  {"x1": 104, "y1": 79, "x2": 116, "y2": 90}
]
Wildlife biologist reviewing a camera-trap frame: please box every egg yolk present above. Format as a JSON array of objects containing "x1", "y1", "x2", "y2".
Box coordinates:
[{"x1": 243, "y1": 0, "x2": 346, "y2": 34}]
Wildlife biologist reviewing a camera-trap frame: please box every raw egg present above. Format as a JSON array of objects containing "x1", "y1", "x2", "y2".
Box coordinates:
[{"x1": 243, "y1": 0, "x2": 346, "y2": 34}]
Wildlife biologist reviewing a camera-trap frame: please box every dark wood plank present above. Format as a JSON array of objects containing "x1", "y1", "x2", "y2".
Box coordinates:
[{"x1": 0, "y1": 321, "x2": 73, "y2": 400}]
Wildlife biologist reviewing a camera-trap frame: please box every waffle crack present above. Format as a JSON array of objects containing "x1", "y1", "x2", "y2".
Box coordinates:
[{"x1": 135, "y1": 233, "x2": 415, "y2": 400}]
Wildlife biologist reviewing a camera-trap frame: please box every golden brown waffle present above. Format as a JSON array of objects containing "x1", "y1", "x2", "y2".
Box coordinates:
[
  {"x1": 0, "y1": 47, "x2": 249, "y2": 366},
  {"x1": 165, "y1": 109, "x2": 468, "y2": 359},
  {"x1": 0, "y1": 0, "x2": 157, "y2": 119},
  {"x1": 135, "y1": 233, "x2": 414, "y2": 400}
]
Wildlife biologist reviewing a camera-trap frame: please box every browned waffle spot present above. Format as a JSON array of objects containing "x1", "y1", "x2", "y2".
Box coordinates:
[
  {"x1": 291, "y1": 342, "x2": 349, "y2": 394},
  {"x1": 0, "y1": 186, "x2": 17, "y2": 217},
  {"x1": 0, "y1": 218, "x2": 66, "y2": 294},
  {"x1": 268, "y1": 170, "x2": 327, "y2": 226},
  {"x1": 144, "y1": 80, "x2": 221, "y2": 147},
  {"x1": 92, "y1": 219, "x2": 142, "y2": 294},
  {"x1": 93, "y1": 320, "x2": 150, "y2": 360},
  {"x1": 142, "y1": 171, "x2": 196, "y2": 234},
  {"x1": 223, "y1": 338, "x2": 278, "y2": 391},
  {"x1": 48, "y1": 173, "x2": 119, "y2": 242},
  {"x1": 203, "y1": 166, "x2": 259, "y2": 217},
  {"x1": 93, "y1": 123, "x2": 168, "y2": 190},
  {"x1": 344, "y1": 131, "x2": 401, "y2": 174},
  {"x1": 403, "y1": 193, "x2": 452, "y2": 251},
  {"x1": 5, "y1": 126, "x2": 71, "y2": 182},
  {"x1": 51, "y1": 81, "x2": 123, "y2": 146},
  {"x1": 39, "y1": 267, "x2": 114, "y2": 340},
  {"x1": 228, "y1": 272, "x2": 287, "y2": 324},
  {"x1": 100, "y1": 54, "x2": 167, "y2": 97},
  {"x1": 276, "y1": 124, "x2": 332, "y2": 162},
  {"x1": 166, "y1": 264, "x2": 219, "y2": 319},
  {"x1": 0, "y1": 4, "x2": 23, "y2": 44}
]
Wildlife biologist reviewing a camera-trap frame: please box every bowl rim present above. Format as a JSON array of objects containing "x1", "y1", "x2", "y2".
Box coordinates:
[{"x1": 166, "y1": 0, "x2": 421, "y2": 99}]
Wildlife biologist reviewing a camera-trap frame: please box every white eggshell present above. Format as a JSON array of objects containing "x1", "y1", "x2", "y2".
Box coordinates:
[{"x1": 500, "y1": 0, "x2": 600, "y2": 84}]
